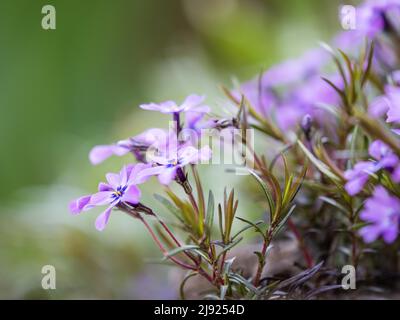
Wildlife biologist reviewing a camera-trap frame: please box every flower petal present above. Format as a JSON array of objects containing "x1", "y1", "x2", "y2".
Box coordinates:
[
  {"x1": 69, "y1": 195, "x2": 92, "y2": 215},
  {"x1": 128, "y1": 163, "x2": 152, "y2": 184},
  {"x1": 158, "y1": 167, "x2": 177, "y2": 185},
  {"x1": 119, "y1": 166, "x2": 129, "y2": 186},
  {"x1": 121, "y1": 184, "x2": 141, "y2": 204},
  {"x1": 95, "y1": 206, "x2": 113, "y2": 231},
  {"x1": 98, "y1": 182, "x2": 113, "y2": 192},
  {"x1": 89, "y1": 191, "x2": 113, "y2": 206},
  {"x1": 106, "y1": 173, "x2": 121, "y2": 189},
  {"x1": 89, "y1": 145, "x2": 129, "y2": 165},
  {"x1": 140, "y1": 101, "x2": 178, "y2": 113},
  {"x1": 344, "y1": 175, "x2": 369, "y2": 196}
]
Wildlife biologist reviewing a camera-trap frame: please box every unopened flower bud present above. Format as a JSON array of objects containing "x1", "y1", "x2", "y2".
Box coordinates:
[{"x1": 301, "y1": 114, "x2": 313, "y2": 139}]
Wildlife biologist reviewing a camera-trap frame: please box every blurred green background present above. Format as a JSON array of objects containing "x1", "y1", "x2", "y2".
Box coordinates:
[{"x1": 0, "y1": 0, "x2": 352, "y2": 299}]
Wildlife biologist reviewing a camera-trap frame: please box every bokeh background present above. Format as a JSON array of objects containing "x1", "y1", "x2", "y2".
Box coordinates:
[{"x1": 0, "y1": 0, "x2": 356, "y2": 299}]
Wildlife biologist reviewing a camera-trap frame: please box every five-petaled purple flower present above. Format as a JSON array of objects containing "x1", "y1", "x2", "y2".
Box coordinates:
[
  {"x1": 344, "y1": 140, "x2": 400, "y2": 195},
  {"x1": 359, "y1": 186, "x2": 400, "y2": 244},
  {"x1": 89, "y1": 128, "x2": 168, "y2": 165},
  {"x1": 69, "y1": 164, "x2": 150, "y2": 231},
  {"x1": 140, "y1": 94, "x2": 210, "y2": 114},
  {"x1": 140, "y1": 141, "x2": 212, "y2": 185}
]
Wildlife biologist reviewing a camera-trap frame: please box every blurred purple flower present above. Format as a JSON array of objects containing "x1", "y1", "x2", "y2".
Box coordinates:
[
  {"x1": 344, "y1": 161, "x2": 376, "y2": 195},
  {"x1": 369, "y1": 84, "x2": 400, "y2": 123},
  {"x1": 262, "y1": 49, "x2": 328, "y2": 87},
  {"x1": 359, "y1": 186, "x2": 400, "y2": 243},
  {"x1": 344, "y1": 140, "x2": 400, "y2": 195},
  {"x1": 369, "y1": 95, "x2": 391, "y2": 117},
  {"x1": 140, "y1": 94, "x2": 210, "y2": 114},
  {"x1": 141, "y1": 142, "x2": 212, "y2": 185},
  {"x1": 385, "y1": 85, "x2": 400, "y2": 123},
  {"x1": 392, "y1": 70, "x2": 400, "y2": 85},
  {"x1": 69, "y1": 164, "x2": 150, "y2": 231},
  {"x1": 89, "y1": 128, "x2": 168, "y2": 165},
  {"x1": 185, "y1": 111, "x2": 216, "y2": 133},
  {"x1": 231, "y1": 79, "x2": 276, "y2": 118},
  {"x1": 357, "y1": 0, "x2": 400, "y2": 38},
  {"x1": 272, "y1": 73, "x2": 342, "y2": 131}
]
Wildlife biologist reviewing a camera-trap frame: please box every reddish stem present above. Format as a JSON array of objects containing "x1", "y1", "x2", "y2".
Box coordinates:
[
  {"x1": 253, "y1": 235, "x2": 270, "y2": 287},
  {"x1": 287, "y1": 218, "x2": 313, "y2": 268},
  {"x1": 139, "y1": 216, "x2": 196, "y2": 270}
]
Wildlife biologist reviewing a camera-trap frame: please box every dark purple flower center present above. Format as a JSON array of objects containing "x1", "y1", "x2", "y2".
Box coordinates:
[
  {"x1": 111, "y1": 185, "x2": 127, "y2": 202},
  {"x1": 166, "y1": 159, "x2": 181, "y2": 168}
]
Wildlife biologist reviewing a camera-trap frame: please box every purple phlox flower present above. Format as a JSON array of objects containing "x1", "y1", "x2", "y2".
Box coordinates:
[
  {"x1": 333, "y1": 31, "x2": 364, "y2": 54},
  {"x1": 140, "y1": 94, "x2": 210, "y2": 114},
  {"x1": 392, "y1": 70, "x2": 400, "y2": 85},
  {"x1": 89, "y1": 128, "x2": 168, "y2": 165},
  {"x1": 89, "y1": 140, "x2": 131, "y2": 165},
  {"x1": 294, "y1": 74, "x2": 342, "y2": 108},
  {"x1": 140, "y1": 142, "x2": 212, "y2": 185},
  {"x1": 184, "y1": 110, "x2": 216, "y2": 133},
  {"x1": 69, "y1": 164, "x2": 151, "y2": 231},
  {"x1": 357, "y1": 0, "x2": 400, "y2": 38},
  {"x1": 359, "y1": 185, "x2": 400, "y2": 244},
  {"x1": 369, "y1": 95, "x2": 391, "y2": 117},
  {"x1": 369, "y1": 84, "x2": 400, "y2": 123},
  {"x1": 271, "y1": 74, "x2": 342, "y2": 131},
  {"x1": 292, "y1": 74, "x2": 343, "y2": 124},
  {"x1": 333, "y1": 1, "x2": 400, "y2": 58},
  {"x1": 344, "y1": 140, "x2": 400, "y2": 195},
  {"x1": 231, "y1": 79, "x2": 276, "y2": 119},
  {"x1": 261, "y1": 48, "x2": 328, "y2": 87},
  {"x1": 344, "y1": 161, "x2": 376, "y2": 195},
  {"x1": 273, "y1": 102, "x2": 305, "y2": 131},
  {"x1": 385, "y1": 85, "x2": 400, "y2": 123}
]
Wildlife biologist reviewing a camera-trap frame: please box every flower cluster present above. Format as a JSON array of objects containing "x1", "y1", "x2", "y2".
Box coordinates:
[
  {"x1": 70, "y1": 0, "x2": 400, "y2": 299},
  {"x1": 70, "y1": 95, "x2": 212, "y2": 230}
]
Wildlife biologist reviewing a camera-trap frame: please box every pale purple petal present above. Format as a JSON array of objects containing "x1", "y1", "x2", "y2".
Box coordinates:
[
  {"x1": 189, "y1": 104, "x2": 211, "y2": 113},
  {"x1": 344, "y1": 175, "x2": 369, "y2": 196},
  {"x1": 121, "y1": 184, "x2": 141, "y2": 204},
  {"x1": 369, "y1": 96, "x2": 389, "y2": 117},
  {"x1": 119, "y1": 166, "x2": 128, "y2": 186},
  {"x1": 393, "y1": 70, "x2": 400, "y2": 85},
  {"x1": 89, "y1": 145, "x2": 129, "y2": 165},
  {"x1": 128, "y1": 163, "x2": 153, "y2": 184},
  {"x1": 180, "y1": 145, "x2": 212, "y2": 165},
  {"x1": 106, "y1": 173, "x2": 121, "y2": 189},
  {"x1": 392, "y1": 165, "x2": 400, "y2": 182},
  {"x1": 98, "y1": 182, "x2": 113, "y2": 192},
  {"x1": 387, "y1": 104, "x2": 400, "y2": 123},
  {"x1": 95, "y1": 206, "x2": 113, "y2": 231},
  {"x1": 136, "y1": 165, "x2": 167, "y2": 181},
  {"x1": 133, "y1": 128, "x2": 168, "y2": 147},
  {"x1": 382, "y1": 225, "x2": 398, "y2": 244},
  {"x1": 359, "y1": 186, "x2": 400, "y2": 244},
  {"x1": 140, "y1": 101, "x2": 179, "y2": 113},
  {"x1": 276, "y1": 105, "x2": 304, "y2": 130},
  {"x1": 89, "y1": 191, "x2": 113, "y2": 206},
  {"x1": 368, "y1": 140, "x2": 389, "y2": 160},
  {"x1": 69, "y1": 195, "x2": 92, "y2": 215},
  {"x1": 386, "y1": 85, "x2": 400, "y2": 123},
  {"x1": 180, "y1": 94, "x2": 205, "y2": 111},
  {"x1": 158, "y1": 167, "x2": 177, "y2": 185},
  {"x1": 359, "y1": 225, "x2": 381, "y2": 243}
]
